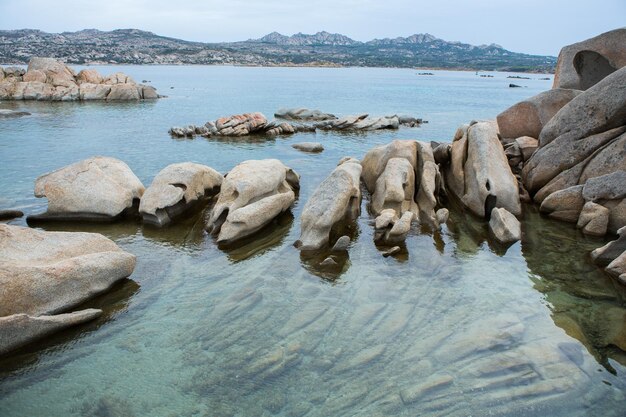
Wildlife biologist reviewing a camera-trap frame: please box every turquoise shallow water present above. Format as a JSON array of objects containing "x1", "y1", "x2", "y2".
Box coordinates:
[{"x1": 1, "y1": 66, "x2": 625, "y2": 416}]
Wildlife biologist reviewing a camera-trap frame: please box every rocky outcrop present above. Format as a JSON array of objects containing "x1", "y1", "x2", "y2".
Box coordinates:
[
  {"x1": 297, "y1": 158, "x2": 362, "y2": 250},
  {"x1": 496, "y1": 89, "x2": 581, "y2": 139},
  {"x1": 292, "y1": 142, "x2": 324, "y2": 153},
  {"x1": 28, "y1": 156, "x2": 145, "y2": 222},
  {"x1": 0, "y1": 309, "x2": 102, "y2": 356},
  {"x1": 447, "y1": 121, "x2": 521, "y2": 219},
  {"x1": 139, "y1": 163, "x2": 223, "y2": 226},
  {"x1": 0, "y1": 57, "x2": 158, "y2": 101},
  {"x1": 315, "y1": 114, "x2": 400, "y2": 131},
  {"x1": 489, "y1": 207, "x2": 521, "y2": 244},
  {"x1": 206, "y1": 159, "x2": 299, "y2": 244},
  {"x1": 374, "y1": 209, "x2": 414, "y2": 244},
  {"x1": 0, "y1": 109, "x2": 31, "y2": 118},
  {"x1": 215, "y1": 113, "x2": 268, "y2": 136},
  {"x1": 592, "y1": 227, "x2": 626, "y2": 267},
  {"x1": 0, "y1": 224, "x2": 136, "y2": 317},
  {"x1": 552, "y1": 28, "x2": 626, "y2": 90},
  {"x1": 275, "y1": 108, "x2": 337, "y2": 121}
]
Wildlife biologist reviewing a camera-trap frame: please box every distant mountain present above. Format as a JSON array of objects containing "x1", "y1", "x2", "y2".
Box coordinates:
[{"x1": 0, "y1": 29, "x2": 556, "y2": 72}]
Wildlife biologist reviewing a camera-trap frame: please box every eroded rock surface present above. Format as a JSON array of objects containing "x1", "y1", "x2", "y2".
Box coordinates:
[
  {"x1": 489, "y1": 207, "x2": 521, "y2": 244},
  {"x1": 275, "y1": 108, "x2": 337, "y2": 121},
  {"x1": 207, "y1": 159, "x2": 299, "y2": 244},
  {"x1": 139, "y1": 163, "x2": 223, "y2": 226},
  {"x1": 29, "y1": 156, "x2": 145, "y2": 222}
]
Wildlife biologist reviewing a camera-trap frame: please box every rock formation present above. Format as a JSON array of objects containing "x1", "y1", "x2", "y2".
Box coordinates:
[
  {"x1": 297, "y1": 158, "x2": 362, "y2": 250},
  {"x1": 0, "y1": 57, "x2": 158, "y2": 101},
  {"x1": 139, "y1": 163, "x2": 223, "y2": 226},
  {"x1": 592, "y1": 227, "x2": 626, "y2": 284},
  {"x1": 206, "y1": 159, "x2": 300, "y2": 244},
  {"x1": 0, "y1": 109, "x2": 31, "y2": 118},
  {"x1": 446, "y1": 121, "x2": 521, "y2": 219},
  {"x1": 292, "y1": 142, "x2": 324, "y2": 153},
  {"x1": 275, "y1": 108, "x2": 337, "y2": 121},
  {"x1": 28, "y1": 156, "x2": 145, "y2": 222},
  {"x1": 0, "y1": 224, "x2": 136, "y2": 356},
  {"x1": 552, "y1": 28, "x2": 626, "y2": 90}
]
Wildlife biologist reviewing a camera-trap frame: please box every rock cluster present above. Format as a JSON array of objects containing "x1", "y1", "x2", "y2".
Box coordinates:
[
  {"x1": 0, "y1": 57, "x2": 159, "y2": 101},
  {"x1": 0, "y1": 224, "x2": 136, "y2": 355},
  {"x1": 206, "y1": 159, "x2": 300, "y2": 245},
  {"x1": 169, "y1": 109, "x2": 425, "y2": 138}
]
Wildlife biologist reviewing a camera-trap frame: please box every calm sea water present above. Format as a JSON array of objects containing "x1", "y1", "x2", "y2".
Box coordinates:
[{"x1": 0, "y1": 66, "x2": 625, "y2": 417}]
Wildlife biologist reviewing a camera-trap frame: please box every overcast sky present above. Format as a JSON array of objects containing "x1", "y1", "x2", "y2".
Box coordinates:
[{"x1": 0, "y1": 0, "x2": 624, "y2": 56}]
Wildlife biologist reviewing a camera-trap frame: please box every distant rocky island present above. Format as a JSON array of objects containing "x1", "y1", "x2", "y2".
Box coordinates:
[{"x1": 0, "y1": 29, "x2": 556, "y2": 72}]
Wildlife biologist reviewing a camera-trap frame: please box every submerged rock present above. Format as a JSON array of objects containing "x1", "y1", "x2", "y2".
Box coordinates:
[
  {"x1": 28, "y1": 156, "x2": 144, "y2": 222},
  {"x1": 292, "y1": 142, "x2": 324, "y2": 153},
  {"x1": 0, "y1": 109, "x2": 31, "y2": 118},
  {"x1": 0, "y1": 209, "x2": 23, "y2": 220},
  {"x1": 139, "y1": 163, "x2": 223, "y2": 226},
  {"x1": 297, "y1": 158, "x2": 362, "y2": 250},
  {"x1": 0, "y1": 224, "x2": 136, "y2": 316},
  {"x1": 552, "y1": 28, "x2": 626, "y2": 90},
  {"x1": 591, "y1": 227, "x2": 626, "y2": 266},
  {"x1": 0, "y1": 57, "x2": 159, "y2": 101},
  {"x1": 0, "y1": 309, "x2": 102, "y2": 356},
  {"x1": 207, "y1": 159, "x2": 299, "y2": 244}
]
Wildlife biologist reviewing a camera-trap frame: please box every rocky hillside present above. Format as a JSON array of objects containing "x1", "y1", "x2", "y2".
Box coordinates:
[{"x1": 0, "y1": 29, "x2": 556, "y2": 72}]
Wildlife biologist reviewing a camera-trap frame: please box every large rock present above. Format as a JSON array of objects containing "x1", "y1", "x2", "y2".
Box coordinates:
[
  {"x1": 370, "y1": 157, "x2": 417, "y2": 216},
  {"x1": 29, "y1": 156, "x2": 145, "y2": 222},
  {"x1": 297, "y1": 158, "x2": 362, "y2": 250},
  {"x1": 275, "y1": 108, "x2": 337, "y2": 121},
  {"x1": 592, "y1": 227, "x2": 626, "y2": 266},
  {"x1": 0, "y1": 309, "x2": 101, "y2": 356},
  {"x1": 207, "y1": 159, "x2": 299, "y2": 244},
  {"x1": 539, "y1": 185, "x2": 585, "y2": 222},
  {"x1": 496, "y1": 89, "x2": 581, "y2": 139},
  {"x1": 576, "y1": 201, "x2": 609, "y2": 236},
  {"x1": 489, "y1": 207, "x2": 521, "y2": 244},
  {"x1": 139, "y1": 163, "x2": 223, "y2": 226},
  {"x1": 553, "y1": 28, "x2": 626, "y2": 90},
  {"x1": 215, "y1": 113, "x2": 268, "y2": 136},
  {"x1": 315, "y1": 114, "x2": 400, "y2": 131},
  {"x1": 0, "y1": 58, "x2": 159, "y2": 101},
  {"x1": 447, "y1": 121, "x2": 521, "y2": 218},
  {"x1": 362, "y1": 140, "x2": 418, "y2": 192},
  {"x1": 374, "y1": 210, "x2": 414, "y2": 244},
  {"x1": 0, "y1": 224, "x2": 136, "y2": 316}
]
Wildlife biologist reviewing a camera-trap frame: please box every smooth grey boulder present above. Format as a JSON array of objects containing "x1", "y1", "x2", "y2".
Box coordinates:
[
  {"x1": 582, "y1": 170, "x2": 626, "y2": 202},
  {"x1": 489, "y1": 208, "x2": 521, "y2": 244},
  {"x1": 292, "y1": 142, "x2": 324, "y2": 153},
  {"x1": 29, "y1": 156, "x2": 145, "y2": 222},
  {"x1": 0, "y1": 309, "x2": 102, "y2": 356},
  {"x1": 552, "y1": 28, "x2": 626, "y2": 90},
  {"x1": 577, "y1": 201, "x2": 609, "y2": 236},
  {"x1": 496, "y1": 89, "x2": 581, "y2": 140},
  {"x1": 592, "y1": 227, "x2": 626, "y2": 266},
  {"x1": 297, "y1": 158, "x2": 362, "y2": 250},
  {"x1": 447, "y1": 121, "x2": 521, "y2": 218},
  {"x1": 0, "y1": 224, "x2": 136, "y2": 316},
  {"x1": 275, "y1": 108, "x2": 337, "y2": 121},
  {"x1": 139, "y1": 162, "x2": 223, "y2": 226},
  {"x1": 331, "y1": 235, "x2": 351, "y2": 252},
  {"x1": 207, "y1": 159, "x2": 299, "y2": 244},
  {"x1": 539, "y1": 185, "x2": 585, "y2": 223}
]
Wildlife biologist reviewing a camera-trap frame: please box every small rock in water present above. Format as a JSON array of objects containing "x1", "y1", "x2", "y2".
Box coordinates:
[
  {"x1": 331, "y1": 235, "x2": 350, "y2": 252},
  {"x1": 435, "y1": 208, "x2": 449, "y2": 225},
  {"x1": 292, "y1": 142, "x2": 324, "y2": 153},
  {"x1": 382, "y1": 246, "x2": 401, "y2": 257},
  {"x1": 509, "y1": 83, "x2": 523, "y2": 88},
  {"x1": 320, "y1": 257, "x2": 338, "y2": 267},
  {"x1": 0, "y1": 210, "x2": 24, "y2": 220}
]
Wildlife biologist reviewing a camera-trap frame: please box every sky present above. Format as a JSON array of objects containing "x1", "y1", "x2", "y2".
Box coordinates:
[{"x1": 0, "y1": 0, "x2": 624, "y2": 56}]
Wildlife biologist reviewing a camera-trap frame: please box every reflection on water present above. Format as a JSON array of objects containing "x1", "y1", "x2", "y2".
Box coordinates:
[{"x1": 1, "y1": 66, "x2": 625, "y2": 416}]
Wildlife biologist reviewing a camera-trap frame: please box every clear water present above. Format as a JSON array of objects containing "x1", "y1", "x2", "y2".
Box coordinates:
[{"x1": 0, "y1": 66, "x2": 625, "y2": 416}]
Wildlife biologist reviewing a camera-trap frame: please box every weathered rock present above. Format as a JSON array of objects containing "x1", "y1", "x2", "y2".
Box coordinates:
[
  {"x1": 497, "y1": 89, "x2": 581, "y2": 140},
  {"x1": 207, "y1": 159, "x2": 299, "y2": 244},
  {"x1": 489, "y1": 207, "x2": 521, "y2": 244},
  {"x1": 553, "y1": 28, "x2": 626, "y2": 90},
  {"x1": 382, "y1": 246, "x2": 401, "y2": 257},
  {"x1": 320, "y1": 257, "x2": 338, "y2": 267},
  {"x1": 592, "y1": 227, "x2": 626, "y2": 266},
  {"x1": 275, "y1": 108, "x2": 337, "y2": 121},
  {"x1": 582, "y1": 170, "x2": 626, "y2": 202},
  {"x1": 315, "y1": 114, "x2": 400, "y2": 131},
  {"x1": 515, "y1": 136, "x2": 539, "y2": 161},
  {"x1": 29, "y1": 156, "x2": 144, "y2": 221},
  {"x1": 436, "y1": 208, "x2": 449, "y2": 225},
  {"x1": 576, "y1": 201, "x2": 610, "y2": 236},
  {"x1": 432, "y1": 142, "x2": 451, "y2": 165},
  {"x1": 362, "y1": 140, "x2": 417, "y2": 192},
  {"x1": 0, "y1": 224, "x2": 136, "y2": 316},
  {"x1": 215, "y1": 112, "x2": 268, "y2": 136},
  {"x1": 376, "y1": 211, "x2": 414, "y2": 244},
  {"x1": 447, "y1": 121, "x2": 521, "y2": 218},
  {"x1": 0, "y1": 210, "x2": 24, "y2": 220},
  {"x1": 297, "y1": 158, "x2": 362, "y2": 250},
  {"x1": 139, "y1": 163, "x2": 223, "y2": 226},
  {"x1": 0, "y1": 58, "x2": 158, "y2": 101},
  {"x1": 539, "y1": 185, "x2": 584, "y2": 222},
  {"x1": 0, "y1": 309, "x2": 102, "y2": 356},
  {"x1": 606, "y1": 251, "x2": 626, "y2": 280},
  {"x1": 371, "y1": 157, "x2": 417, "y2": 216},
  {"x1": 264, "y1": 121, "x2": 295, "y2": 136},
  {"x1": 292, "y1": 142, "x2": 324, "y2": 153},
  {"x1": 0, "y1": 109, "x2": 31, "y2": 118}
]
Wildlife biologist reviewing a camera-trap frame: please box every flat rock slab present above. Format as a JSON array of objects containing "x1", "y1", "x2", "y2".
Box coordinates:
[{"x1": 292, "y1": 142, "x2": 324, "y2": 153}]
